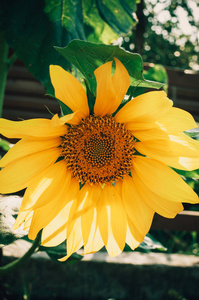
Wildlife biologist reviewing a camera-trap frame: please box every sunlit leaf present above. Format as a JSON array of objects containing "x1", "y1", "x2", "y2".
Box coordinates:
[{"x1": 138, "y1": 233, "x2": 167, "y2": 252}]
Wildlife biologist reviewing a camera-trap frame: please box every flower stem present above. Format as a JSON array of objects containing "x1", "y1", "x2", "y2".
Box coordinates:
[
  {"x1": 0, "y1": 30, "x2": 17, "y2": 117},
  {"x1": 0, "y1": 231, "x2": 42, "y2": 275}
]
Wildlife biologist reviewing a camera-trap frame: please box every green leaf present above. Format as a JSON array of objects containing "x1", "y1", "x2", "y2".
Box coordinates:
[
  {"x1": 83, "y1": 0, "x2": 138, "y2": 44},
  {"x1": 0, "y1": 195, "x2": 27, "y2": 247},
  {"x1": 55, "y1": 40, "x2": 163, "y2": 97},
  {"x1": 131, "y1": 64, "x2": 168, "y2": 97},
  {"x1": 0, "y1": 0, "x2": 72, "y2": 87},
  {"x1": 174, "y1": 169, "x2": 199, "y2": 179},
  {"x1": 0, "y1": 0, "x2": 138, "y2": 87},
  {"x1": 94, "y1": 0, "x2": 137, "y2": 35},
  {"x1": 138, "y1": 233, "x2": 167, "y2": 252},
  {"x1": 144, "y1": 65, "x2": 168, "y2": 85},
  {"x1": 39, "y1": 242, "x2": 83, "y2": 264},
  {"x1": 185, "y1": 127, "x2": 199, "y2": 140},
  {"x1": 0, "y1": 138, "x2": 11, "y2": 152}
]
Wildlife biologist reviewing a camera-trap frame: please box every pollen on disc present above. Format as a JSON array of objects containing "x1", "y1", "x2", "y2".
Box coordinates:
[{"x1": 60, "y1": 116, "x2": 135, "y2": 185}]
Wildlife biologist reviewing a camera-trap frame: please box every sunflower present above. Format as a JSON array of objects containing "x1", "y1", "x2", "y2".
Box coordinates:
[{"x1": 0, "y1": 58, "x2": 199, "y2": 259}]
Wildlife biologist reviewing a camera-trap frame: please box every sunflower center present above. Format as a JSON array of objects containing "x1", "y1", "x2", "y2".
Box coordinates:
[{"x1": 60, "y1": 116, "x2": 135, "y2": 185}]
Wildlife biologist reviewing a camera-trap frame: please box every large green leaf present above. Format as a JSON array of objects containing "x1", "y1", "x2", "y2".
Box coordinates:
[
  {"x1": 0, "y1": 0, "x2": 138, "y2": 87},
  {"x1": 56, "y1": 40, "x2": 163, "y2": 96},
  {"x1": 83, "y1": 0, "x2": 137, "y2": 43}
]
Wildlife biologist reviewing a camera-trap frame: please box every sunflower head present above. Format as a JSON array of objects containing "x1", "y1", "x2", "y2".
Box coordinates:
[
  {"x1": 0, "y1": 57, "x2": 198, "y2": 260},
  {"x1": 60, "y1": 115, "x2": 135, "y2": 185}
]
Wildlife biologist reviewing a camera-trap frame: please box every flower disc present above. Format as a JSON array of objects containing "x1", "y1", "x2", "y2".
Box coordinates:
[{"x1": 61, "y1": 116, "x2": 135, "y2": 184}]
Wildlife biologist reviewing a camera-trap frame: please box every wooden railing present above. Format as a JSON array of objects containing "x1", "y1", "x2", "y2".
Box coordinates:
[
  {"x1": 152, "y1": 211, "x2": 199, "y2": 232},
  {"x1": 2, "y1": 60, "x2": 199, "y2": 232}
]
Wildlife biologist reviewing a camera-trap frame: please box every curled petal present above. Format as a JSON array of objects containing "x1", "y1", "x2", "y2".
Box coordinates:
[
  {"x1": 50, "y1": 65, "x2": 89, "y2": 118},
  {"x1": 94, "y1": 58, "x2": 130, "y2": 117}
]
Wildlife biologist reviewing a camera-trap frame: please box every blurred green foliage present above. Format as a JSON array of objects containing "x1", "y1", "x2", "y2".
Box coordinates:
[{"x1": 122, "y1": 0, "x2": 199, "y2": 71}]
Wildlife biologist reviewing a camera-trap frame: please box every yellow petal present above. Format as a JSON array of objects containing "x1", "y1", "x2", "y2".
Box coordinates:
[
  {"x1": 59, "y1": 111, "x2": 83, "y2": 125},
  {"x1": 66, "y1": 216, "x2": 84, "y2": 258},
  {"x1": 132, "y1": 170, "x2": 184, "y2": 218},
  {"x1": 115, "y1": 179, "x2": 142, "y2": 250},
  {"x1": 126, "y1": 107, "x2": 197, "y2": 133},
  {"x1": 97, "y1": 187, "x2": 109, "y2": 246},
  {"x1": 126, "y1": 218, "x2": 144, "y2": 250},
  {"x1": 0, "y1": 115, "x2": 67, "y2": 139},
  {"x1": 82, "y1": 207, "x2": 97, "y2": 253},
  {"x1": 115, "y1": 91, "x2": 172, "y2": 124},
  {"x1": 84, "y1": 224, "x2": 104, "y2": 255},
  {"x1": 131, "y1": 126, "x2": 199, "y2": 142},
  {"x1": 122, "y1": 175, "x2": 154, "y2": 237},
  {"x1": 20, "y1": 161, "x2": 68, "y2": 211},
  {"x1": 105, "y1": 205, "x2": 122, "y2": 257},
  {"x1": 14, "y1": 209, "x2": 33, "y2": 232},
  {"x1": 131, "y1": 127, "x2": 169, "y2": 141},
  {"x1": 126, "y1": 122, "x2": 158, "y2": 131},
  {"x1": 50, "y1": 65, "x2": 89, "y2": 118},
  {"x1": 28, "y1": 170, "x2": 73, "y2": 240},
  {"x1": 0, "y1": 137, "x2": 61, "y2": 167},
  {"x1": 97, "y1": 185, "x2": 125, "y2": 257},
  {"x1": 41, "y1": 201, "x2": 71, "y2": 247},
  {"x1": 41, "y1": 178, "x2": 79, "y2": 247},
  {"x1": 135, "y1": 133, "x2": 199, "y2": 170},
  {"x1": 23, "y1": 211, "x2": 33, "y2": 231},
  {"x1": 94, "y1": 58, "x2": 130, "y2": 117},
  {"x1": 156, "y1": 107, "x2": 198, "y2": 133},
  {"x1": 109, "y1": 184, "x2": 127, "y2": 252},
  {"x1": 80, "y1": 184, "x2": 102, "y2": 246},
  {"x1": 59, "y1": 216, "x2": 83, "y2": 261},
  {"x1": 13, "y1": 209, "x2": 32, "y2": 230},
  {"x1": 59, "y1": 192, "x2": 86, "y2": 260},
  {"x1": 0, "y1": 147, "x2": 61, "y2": 194},
  {"x1": 132, "y1": 156, "x2": 199, "y2": 204}
]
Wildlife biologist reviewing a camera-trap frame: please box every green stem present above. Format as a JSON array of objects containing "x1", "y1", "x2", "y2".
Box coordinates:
[
  {"x1": 0, "y1": 231, "x2": 42, "y2": 275},
  {"x1": 0, "y1": 30, "x2": 17, "y2": 117}
]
